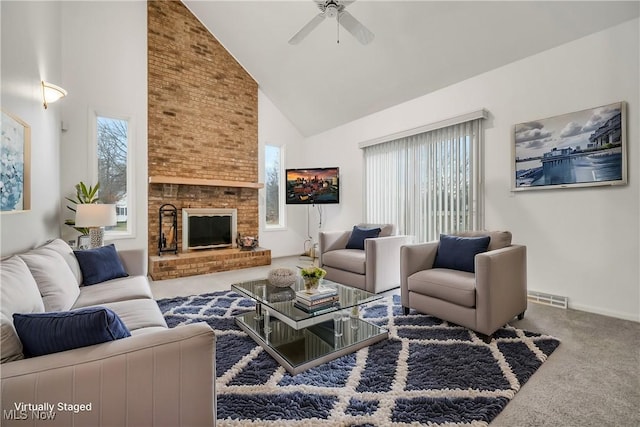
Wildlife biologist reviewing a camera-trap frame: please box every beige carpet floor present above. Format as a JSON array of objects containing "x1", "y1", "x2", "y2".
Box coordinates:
[{"x1": 149, "y1": 256, "x2": 640, "y2": 427}]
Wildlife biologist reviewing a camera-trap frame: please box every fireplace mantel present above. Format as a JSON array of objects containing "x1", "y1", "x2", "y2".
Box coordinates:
[{"x1": 149, "y1": 175, "x2": 264, "y2": 189}]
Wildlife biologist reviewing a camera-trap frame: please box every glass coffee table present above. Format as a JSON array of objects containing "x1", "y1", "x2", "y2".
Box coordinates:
[{"x1": 231, "y1": 278, "x2": 388, "y2": 375}]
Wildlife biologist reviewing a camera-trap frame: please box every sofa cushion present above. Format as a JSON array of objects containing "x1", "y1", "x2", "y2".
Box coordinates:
[
  {"x1": 38, "y1": 238, "x2": 83, "y2": 286},
  {"x1": 73, "y1": 275, "x2": 154, "y2": 308},
  {"x1": 0, "y1": 313, "x2": 24, "y2": 364},
  {"x1": 74, "y1": 244, "x2": 128, "y2": 286},
  {"x1": 19, "y1": 249, "x2": 80, "y2": 312},
  {"x1": 85, "y1": 299, "x2": 168, "y2": 331},
  {"x1": 0, "y1": 256, "x2": 46, "y2": 363},
  {"x1": 434, "y1": 234, "x2": 490, "y2": 273},
  {"x1": 130, "y1": 326, "x2": 168, "y2": 336},
  {"x1": 455, "y1": 230, "x2": 512, "y2": 252},
  {"x1": 13, "y1": 307, "x2": 131, "y2": 358},
  {"x1": 346, "y1": 226, "x2": 381, "y2": 250},
  {"x1": 322, "y1": 249, "x2": 366, "y2": 275},
  {"x1": 408, "y1": 269, "x2": 476, "y2": 308}
]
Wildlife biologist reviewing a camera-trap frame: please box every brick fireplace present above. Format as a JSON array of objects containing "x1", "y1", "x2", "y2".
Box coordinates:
[{"x1": 147, "y1": 1, "x2": 270, "y2": 280}]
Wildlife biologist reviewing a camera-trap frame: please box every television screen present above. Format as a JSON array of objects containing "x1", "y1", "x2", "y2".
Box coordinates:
[{"x1": 285, "y1": 167, "x2": 339, "y2": 204}]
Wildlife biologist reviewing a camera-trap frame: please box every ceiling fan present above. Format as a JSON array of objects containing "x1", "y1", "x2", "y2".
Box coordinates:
[{"x1": 289, "y1": 0, "x2": 375, "y2": 45}]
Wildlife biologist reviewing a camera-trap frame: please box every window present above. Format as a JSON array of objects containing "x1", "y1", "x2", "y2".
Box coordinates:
[
  {"x1": 265, "y1": 144, "x2": 285, "y2": 229},
  {"x1": 94, "y1": 114, "x2": 132, "y2": 236},
  {"x1": 363, "y1": 115, "x2": 485, "y2": 242}
]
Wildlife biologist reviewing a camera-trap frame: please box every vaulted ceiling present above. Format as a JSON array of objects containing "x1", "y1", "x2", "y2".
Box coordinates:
[{"x1": 184, "y1": 1, "x2": 639, "y2": 136}]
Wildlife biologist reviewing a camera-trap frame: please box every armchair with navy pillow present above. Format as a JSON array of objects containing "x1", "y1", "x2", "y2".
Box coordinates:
[
  {"x1": 400, "y1": 230, "x2": 527, "y2": 342},
  {"x1": 319, "y1": 224, "x2": 411, "y2": 293}
]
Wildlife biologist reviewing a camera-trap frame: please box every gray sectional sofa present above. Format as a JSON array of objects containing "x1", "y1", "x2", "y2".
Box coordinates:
[{"x1": 0, "y1": 239, "x2": 216, "y2": 426}]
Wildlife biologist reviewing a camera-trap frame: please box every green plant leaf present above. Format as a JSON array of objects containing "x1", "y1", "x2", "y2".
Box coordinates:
[
  {"x1": 88, "y1": 182, "x2": 100, "y2": 202},
  {"x1": 79, "y1": 182, "x2": 88, "y2": 198},
  {"x1": 65, "y1": 181, "x2": 100, "y2": 232}
]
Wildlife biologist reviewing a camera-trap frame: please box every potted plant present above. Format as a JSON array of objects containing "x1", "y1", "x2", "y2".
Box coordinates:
[
  {"x1": 300, "y1": 266, "x2": 327, "y2": 293},
  {"x1": 64, "y1": 181, "x2": 100, "y2": 235}
]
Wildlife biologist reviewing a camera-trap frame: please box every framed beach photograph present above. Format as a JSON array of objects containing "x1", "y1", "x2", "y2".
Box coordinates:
[
  {"x1": 512, "y1": 102, "x2": 627, "y2": 191},
  {"x1": 1, "y1": 110, "x2": 31, "y2": 211}
]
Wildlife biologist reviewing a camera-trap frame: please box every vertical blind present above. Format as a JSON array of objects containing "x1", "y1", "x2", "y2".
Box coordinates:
[{"x1": 363, "y1": 118, "x2": 484, "y2": 243}]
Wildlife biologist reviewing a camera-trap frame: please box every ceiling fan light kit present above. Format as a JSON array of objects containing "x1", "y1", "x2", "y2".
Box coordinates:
[
  {"x1": 325, "y1": 3, "x2": 339, "y2": 18},
  {"x1": 289, "y1": 0, "x2": 375, "y2": 45}
]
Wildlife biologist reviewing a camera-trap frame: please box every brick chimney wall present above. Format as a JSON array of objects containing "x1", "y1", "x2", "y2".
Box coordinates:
[{"x1": 147, "y1": 0, "x2": 259, "y2": 258}]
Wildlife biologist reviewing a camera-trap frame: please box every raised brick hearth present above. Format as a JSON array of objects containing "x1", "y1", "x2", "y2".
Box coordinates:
[{"x1": 149, "y1": 247, "x2": 271, "y2": 281}]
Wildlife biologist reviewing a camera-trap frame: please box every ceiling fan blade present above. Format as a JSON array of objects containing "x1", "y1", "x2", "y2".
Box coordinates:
[
  {"x1": 289, "y1": 13, "x2": 326, "y2": 44},
  {"x1": 338, "y1": 10, "x2": 374, "y2": 45}
]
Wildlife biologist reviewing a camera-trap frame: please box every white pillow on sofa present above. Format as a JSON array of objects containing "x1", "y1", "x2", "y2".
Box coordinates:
[
  {"x1": 1, "y1": 313, "x2": 24, "y2": 363},
  {"x1": 0, "y1": 256, "x2": 45, "y2": 363},
  {"x1": 19, "y1": 249, "x2": 80, "y2": 312},
  {"x1": 38, "y1": 238, "x2": 83, "y2": 286}
]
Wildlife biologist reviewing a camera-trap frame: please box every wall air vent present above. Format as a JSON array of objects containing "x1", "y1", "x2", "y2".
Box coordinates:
[{"x1": 527, "y1": 291, "x2": 568, "y2": 309}]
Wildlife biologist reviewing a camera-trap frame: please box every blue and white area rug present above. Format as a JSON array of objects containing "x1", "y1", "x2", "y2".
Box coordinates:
[{"x1": 157, "y1": 291, "x2": 559, "y2": 426}]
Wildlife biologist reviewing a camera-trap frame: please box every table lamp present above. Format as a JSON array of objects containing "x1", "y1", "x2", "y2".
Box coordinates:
[{"x1": 75, "y1": 204, "x2": 117, "y2": 248}]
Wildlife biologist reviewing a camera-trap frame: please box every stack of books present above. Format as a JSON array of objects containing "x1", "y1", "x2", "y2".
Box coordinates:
[{"x1": 294, "y1": 286, "x2": 339, "y2": 313}]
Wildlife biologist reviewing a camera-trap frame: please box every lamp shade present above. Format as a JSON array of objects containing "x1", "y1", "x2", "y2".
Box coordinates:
[{"x1": 75, "y1": 204, "x2": 117, "y2": 227}]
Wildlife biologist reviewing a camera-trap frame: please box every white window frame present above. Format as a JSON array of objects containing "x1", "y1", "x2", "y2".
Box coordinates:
[
  {"x1": 264, "y1": 143, "x2": 286, "y2": 230},
  {"x1": 89, "y1": 109, "x2": 135, "y2": 239}
]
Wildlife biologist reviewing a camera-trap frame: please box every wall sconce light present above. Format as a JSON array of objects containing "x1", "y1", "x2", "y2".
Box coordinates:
[{"x1": 41, "y1": 81, "x2": 67, "y2": 109}]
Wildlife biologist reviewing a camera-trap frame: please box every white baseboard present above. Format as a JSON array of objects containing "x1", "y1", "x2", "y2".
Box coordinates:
[{"x1": 568, "y1": 302, "x2": 640, "y2": 323}]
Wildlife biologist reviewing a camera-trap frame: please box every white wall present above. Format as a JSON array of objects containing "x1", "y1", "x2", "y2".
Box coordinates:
[
  {"x1": 59, "y1": 1, "x2": 147, "y2": 253},
  {"x1": 0, "y1": 1, "x2": 63, "y2": 256},
  {"x1": 258, "y1": 89, "x2": 309, "y2": 257},
  {"x1": 294, "y1": 19, "x2": 640, "y2": 321},
  {"x1": 259, "y1": 88, "x2": 358, "y2": 258}
]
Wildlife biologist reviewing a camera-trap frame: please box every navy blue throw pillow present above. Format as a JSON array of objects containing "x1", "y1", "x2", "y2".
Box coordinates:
[
  {"x1": 433, "y1": 234, "x2": 491, "y2": 273},
  {"x1": 345, "y1": 226, "x2": 382, "y2": 250},
  {"x1": 74, "y1": 244, "x2": 128, "y2": 285},
  {"x1": 13, "y1": 307, "x2": 131, "y2": 358}
]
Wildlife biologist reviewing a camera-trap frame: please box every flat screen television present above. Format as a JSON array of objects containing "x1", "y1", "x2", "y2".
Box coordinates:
[{"x1": 285, "y1": 167, "x2": 339, "y2": 204}]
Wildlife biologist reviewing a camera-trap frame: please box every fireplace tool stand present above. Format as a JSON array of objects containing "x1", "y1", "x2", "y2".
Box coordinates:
[{"x1": 158, "y1": 203, "x2": 178, "y2": 256}]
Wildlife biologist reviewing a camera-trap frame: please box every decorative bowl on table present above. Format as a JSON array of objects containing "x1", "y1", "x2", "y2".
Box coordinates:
[{"x1": 268, "y1": 268, "x2": 297, "y2": 288}]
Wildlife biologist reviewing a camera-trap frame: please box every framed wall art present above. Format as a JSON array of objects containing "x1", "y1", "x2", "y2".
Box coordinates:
[
  {"x1": 1, "y1": 110, "x2": 31, "y2": 211},
  {"x1": 512, "y1": 102, "x2": 627, "y2": 191}
]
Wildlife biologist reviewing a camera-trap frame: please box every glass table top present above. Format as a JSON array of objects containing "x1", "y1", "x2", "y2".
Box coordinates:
[
  {"x1": 231, "y1": 277, "x2": 388, "y2": 374},
  {"x1": 231, "y1": 277, "x2": 384, "y2": 329}
]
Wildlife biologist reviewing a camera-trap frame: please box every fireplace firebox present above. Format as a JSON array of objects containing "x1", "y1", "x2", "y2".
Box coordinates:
[{"x1": 182, "y1": 208, "x2": 237, "y2": 251}]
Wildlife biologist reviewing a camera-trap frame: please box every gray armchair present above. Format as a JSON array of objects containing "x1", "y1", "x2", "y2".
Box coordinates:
[
  {"x1": 400, "y1": 231, "x2": 527, "y2": 341},
  {"x1": 319, "y1": 224, "x2": 411, "y2": 294}
]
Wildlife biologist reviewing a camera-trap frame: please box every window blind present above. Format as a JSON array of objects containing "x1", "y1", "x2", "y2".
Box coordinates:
[{"x1": 363, "y1": 117, "x2": 484, "y2": 243}]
